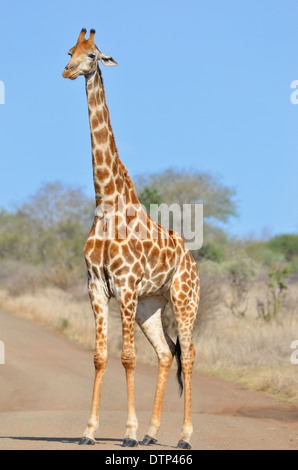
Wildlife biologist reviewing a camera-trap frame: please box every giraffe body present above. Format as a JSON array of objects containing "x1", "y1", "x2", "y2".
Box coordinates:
[{"x1": 63, "y1": 29, "x2": 200, "y2": 448}]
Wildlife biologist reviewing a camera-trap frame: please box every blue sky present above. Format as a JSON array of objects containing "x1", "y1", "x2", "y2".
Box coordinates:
[{"x1": 0, "y1": 0, "x2": 297, "y2": 238}]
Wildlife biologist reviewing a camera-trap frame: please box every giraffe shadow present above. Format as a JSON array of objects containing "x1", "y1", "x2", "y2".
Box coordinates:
[
  {"x1": 0, "y1": 436, "x2": 123, "y2": 445},
  {"x1": 0, "y1": 436, "x2": 175, "y2": 449}
]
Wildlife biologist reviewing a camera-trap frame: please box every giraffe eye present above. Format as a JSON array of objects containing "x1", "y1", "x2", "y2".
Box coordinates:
[{"x1": 88, "y1": 53, "x2": 96, "y2": 60}]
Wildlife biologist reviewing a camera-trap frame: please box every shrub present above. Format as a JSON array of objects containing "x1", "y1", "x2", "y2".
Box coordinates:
[
  {"x1": 257, "y1": 263, "x2": 290, "y2": 322},
  {"x1": 223, "y1": 254, "x2": 259, "y2": 318}
]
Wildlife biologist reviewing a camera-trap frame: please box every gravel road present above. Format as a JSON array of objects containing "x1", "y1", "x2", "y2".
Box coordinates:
[{"x1": 0, "y1": 310, "x2": 297, "y2": 450}]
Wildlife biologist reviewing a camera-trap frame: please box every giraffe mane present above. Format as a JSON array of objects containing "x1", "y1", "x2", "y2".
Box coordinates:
[{"x1": 112, "y1": 135, "x2": 135, "y2": 190}]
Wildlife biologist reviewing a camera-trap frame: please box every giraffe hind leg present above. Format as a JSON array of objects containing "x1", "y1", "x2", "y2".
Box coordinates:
[
  {"x1": 171, "y1": 301, "x2": 196, "y2": 449},
  {"x1": 170, "y1": 254, "x2": 200, "y2": 449},
  {"x1": 136, "y1": 296, "x2": 176, "y2": 445}
]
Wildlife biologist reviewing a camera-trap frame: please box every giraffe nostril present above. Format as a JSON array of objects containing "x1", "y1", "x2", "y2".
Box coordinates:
[{"x1": 65, "y1": 65, "x2": 69, "y2": 70}]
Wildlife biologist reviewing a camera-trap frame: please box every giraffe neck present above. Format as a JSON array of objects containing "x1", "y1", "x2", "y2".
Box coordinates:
[{"x1": 85, "y1": 66, "x2": 135, "y2": 207}]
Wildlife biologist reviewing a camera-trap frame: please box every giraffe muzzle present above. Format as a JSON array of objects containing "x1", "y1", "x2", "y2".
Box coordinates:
[{"x1": 63, "y1": 65, "x2": 79, "y2": 80}]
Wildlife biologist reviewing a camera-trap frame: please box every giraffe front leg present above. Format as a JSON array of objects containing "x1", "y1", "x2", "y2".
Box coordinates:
[
  {"x1": 118, "y1": 286, "x2": 139, "y2": 447},
  {"x1": 79, "y1": 281, "x2": 109, "y2": 446}
]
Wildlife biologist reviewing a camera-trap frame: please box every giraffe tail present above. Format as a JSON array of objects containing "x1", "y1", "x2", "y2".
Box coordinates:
[{"x1": 175, "y1": 337, "x2": 183, "y2": 397}]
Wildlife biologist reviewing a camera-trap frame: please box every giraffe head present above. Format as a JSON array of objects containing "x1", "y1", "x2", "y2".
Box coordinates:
[{"x1": 63, "y1": 28, "x2": 118, "y2": 80}]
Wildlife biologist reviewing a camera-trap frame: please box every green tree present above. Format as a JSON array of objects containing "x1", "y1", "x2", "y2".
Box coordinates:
[
  {"x1": 135, "y1": 167, "x2": 237, "y2": 259},
  {"x1": 198, "y1": 226, "x2": 228, "y2": 262},
  {"x1": 135, "y1": 168, "x2": 237, "y2": 223},
  {"x1": 138, "y1": 186, "x2": 163, "y2": 214},
  {"x1": 0, "y1": 182, "x2": 94, "y2": 269},
  {"x1": 267, "y1": 234, "x2": 298, "y2": 262}
]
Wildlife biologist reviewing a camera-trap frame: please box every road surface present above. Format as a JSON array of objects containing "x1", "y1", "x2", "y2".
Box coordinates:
[{"x1": 0, "y1": 310, "x2": 297, "y2": 450}]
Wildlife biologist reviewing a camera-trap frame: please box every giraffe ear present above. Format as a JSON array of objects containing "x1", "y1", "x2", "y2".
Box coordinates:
[{"x1": 99, "y1": 53, "x2": 118, "y2": 67}]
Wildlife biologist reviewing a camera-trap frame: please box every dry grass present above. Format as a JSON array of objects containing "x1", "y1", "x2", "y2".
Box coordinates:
[
  {"x1": 193, "y1": 280, "x2": 298, "y2": 403},
  {"x1": 0, "y1": 279, "x2": 297, "y2": 404},
  {"x1": 195, "y1": 314, "x2": 298, "y2": 402}
]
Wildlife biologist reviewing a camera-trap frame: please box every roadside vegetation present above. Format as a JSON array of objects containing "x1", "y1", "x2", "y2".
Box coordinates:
[{"x1": 0, "y1": 173, "x2": 297, "y2": 403}]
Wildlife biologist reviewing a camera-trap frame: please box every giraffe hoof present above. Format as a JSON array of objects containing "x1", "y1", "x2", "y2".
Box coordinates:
[
  {"x1": 122, "y1": 438, "x2": 138, "y2": 447},
  {"x1": 78, "y1": 437, "x2": 96, "y2": 446},
  {"x1": 177, "y1": 440, "x2": 191, "y2": 449},
  {"x1": 141, "y1": 434, "x2": 158, "y2": 446}
]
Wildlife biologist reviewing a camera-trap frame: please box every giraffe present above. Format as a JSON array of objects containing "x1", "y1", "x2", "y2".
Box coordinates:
[{"x1": 62, "y1": 29, "x2": 200, "y2": 449}]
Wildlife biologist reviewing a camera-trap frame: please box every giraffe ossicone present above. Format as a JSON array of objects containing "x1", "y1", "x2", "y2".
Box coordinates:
[{"x1": 63, "y1": 28, "x2": 200, "y2": 449}]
